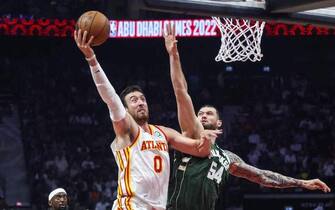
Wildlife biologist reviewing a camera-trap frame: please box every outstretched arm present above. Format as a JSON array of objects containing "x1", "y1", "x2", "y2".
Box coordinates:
[
  {"x1": 164, "y1": 23, "x2": 203, "y2": 138},
  {"x1": 159, "y1": 126, "x2": 221, "y2": 157},
  {"x1": 74, "y1": 29, "x2": 138, "y2": 139},
  {"x1": 225, "y1": 150, "x2": 331, "y2": 192}
]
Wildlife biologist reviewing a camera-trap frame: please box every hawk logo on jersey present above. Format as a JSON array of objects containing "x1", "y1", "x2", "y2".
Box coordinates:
[
  {"x1": 141, "y1": 140, "x2": 168, "y2": 152},
  {"x1": 154, "y1": 131, "x2": 163, "y2": 138}
]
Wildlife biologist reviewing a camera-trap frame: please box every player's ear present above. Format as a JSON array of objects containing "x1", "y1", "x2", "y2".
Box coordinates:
[
  {"x1": 217, "y1": 120, "x2": 223, "y2": 128},
  {"x1": 48, "y1": 200, "x2": 52, "y2": 207}
]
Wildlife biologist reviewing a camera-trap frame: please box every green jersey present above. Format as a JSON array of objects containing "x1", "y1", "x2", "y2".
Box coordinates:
[{"x1": 167, "y1": 144, "x2": 231, "y2": 210}]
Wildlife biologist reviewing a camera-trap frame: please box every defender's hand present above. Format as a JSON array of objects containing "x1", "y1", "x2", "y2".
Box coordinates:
[
  {"x1": 163, "y1": 23, "x2": 178, "y2": 56},
  {"x1": 200, "y1": 130, "x2": 222, "y2": 142},
  {"x1": 198, "y1": 130, "x2": 223, "y2": 155},
  {"x1": 302, "y1": 179, "x2": 331, "y2": 193}
]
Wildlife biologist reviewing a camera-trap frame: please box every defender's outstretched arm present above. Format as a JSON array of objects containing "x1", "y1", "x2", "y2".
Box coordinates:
[
  {"x1": 225, "y1": 150, "x2": 331, "y2": 192},
  {"x1": 164, "y1": 23, "x2": 203, "y2": 138}
]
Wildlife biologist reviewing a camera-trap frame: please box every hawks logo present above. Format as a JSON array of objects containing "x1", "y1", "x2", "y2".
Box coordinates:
[{"x1": 154, "y1": 131, "x2": 163, "y2": 138}]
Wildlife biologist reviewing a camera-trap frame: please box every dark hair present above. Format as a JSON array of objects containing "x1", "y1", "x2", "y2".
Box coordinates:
[
  {"x1": 199, "y1": 104, "x2": 221, "y2": 119},
  {"x1": 120, "y1": 85, "x2": 145, "y2": 107}
]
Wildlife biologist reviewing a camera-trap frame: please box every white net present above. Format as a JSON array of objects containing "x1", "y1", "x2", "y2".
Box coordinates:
[{"x1": 212, "y1": 17, "x2": 265, "y2": 63}]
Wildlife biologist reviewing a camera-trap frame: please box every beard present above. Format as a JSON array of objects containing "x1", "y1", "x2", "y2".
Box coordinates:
[
  {"x1": 133, "y1": 112, "x2": 149, "y2": 125},
  {"x1": 202, "y1": 123, "x2": 217, "y2": 130}
]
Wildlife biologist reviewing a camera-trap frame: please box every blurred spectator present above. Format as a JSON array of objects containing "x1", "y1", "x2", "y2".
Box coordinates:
[
  {"x1": 95, "y1": 196, "x2": 110, "y2": 210},
  {"x1": 0, "y1": 196, "x2": 8, "y2": 210}
]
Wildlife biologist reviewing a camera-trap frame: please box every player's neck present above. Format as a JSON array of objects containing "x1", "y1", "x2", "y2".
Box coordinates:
[{"x1": 139, "y1": 122, "x2": 150, "y2": 133}]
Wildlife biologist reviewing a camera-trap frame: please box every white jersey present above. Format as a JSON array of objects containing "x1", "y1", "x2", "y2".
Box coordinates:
[{"x1": 111, "y1": 124, "x2": 170, "y2": 210}]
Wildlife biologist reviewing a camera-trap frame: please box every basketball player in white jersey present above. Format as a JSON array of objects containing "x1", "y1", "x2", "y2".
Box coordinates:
[{"x1": 74, "y1": 29, "x2": 221, "y2": 210}]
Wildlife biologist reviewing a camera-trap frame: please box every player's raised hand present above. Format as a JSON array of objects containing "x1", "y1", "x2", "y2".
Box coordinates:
[
  {"x1": 302, "y1": 179, "x2": 331, "y2": 193},
  {"x1": 198, "y1": 129, "x2": 223, "y2": 155},
  {"x1": 74, "y1": 29, "x2": 95, "y2": 58},
  {"x1": 163, "y1": 23, "x2": 178, "y2": 56},
  {"x1": 200, "y1": 130, "x2": 222, "y2": 142}
]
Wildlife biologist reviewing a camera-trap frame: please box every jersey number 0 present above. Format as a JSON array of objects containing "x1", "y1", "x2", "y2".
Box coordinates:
[{"x1": 154, "y1": 155, "x2": 163, "y2": 173}]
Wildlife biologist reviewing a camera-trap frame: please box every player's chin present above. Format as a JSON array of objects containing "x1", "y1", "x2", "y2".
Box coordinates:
[
  {"x1": 203, "y1": 124, "x2": 216, "y2": 130},
  {"x1": 58, "y1": 205, "x2": 67, "y2": 210},
  {"x1": 140, "y1": 112, "x2": 148, "y2": 118},
  {"x1": 136, "y1": 114, "x2": 149, "y2": 122},
  {"x1": 143, "y1": 115, "x2": 149, "y2": 121}
]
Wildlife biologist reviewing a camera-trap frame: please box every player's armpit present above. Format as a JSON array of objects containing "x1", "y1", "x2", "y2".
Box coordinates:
[{"x1": 112, "y1": 113, "x2": 139, "y2": 147}]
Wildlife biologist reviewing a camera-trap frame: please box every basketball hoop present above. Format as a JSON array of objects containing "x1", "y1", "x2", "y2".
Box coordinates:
[{"x1": 212, "y1": 17, "x2": 265, "y2": 63}]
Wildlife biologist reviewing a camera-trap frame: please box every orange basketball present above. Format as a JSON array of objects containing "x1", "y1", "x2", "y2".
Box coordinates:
[{"x1": 76, "y1": 11, "x2": 110, "y2": 46}]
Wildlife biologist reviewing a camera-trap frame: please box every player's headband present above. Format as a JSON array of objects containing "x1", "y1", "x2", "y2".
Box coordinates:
[{"x1": 48, "y1": 188, "x2": 67, "y2": 201}]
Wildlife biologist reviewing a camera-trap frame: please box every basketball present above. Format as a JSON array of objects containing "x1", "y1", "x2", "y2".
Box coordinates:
[{"x1": 76, "y1": 11, "x2": 110, "y2": 46}]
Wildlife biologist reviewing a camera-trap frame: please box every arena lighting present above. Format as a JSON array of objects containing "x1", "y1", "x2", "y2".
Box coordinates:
[
  {"x1": 225, "y1": 66, "x2": 233, "y2": 72},
  {"x1": 263, "y1": 66, "x2": 271, "y2": 72},
  {"x1": 0, "y1": 17, "x2": 334, "y2": 37}
]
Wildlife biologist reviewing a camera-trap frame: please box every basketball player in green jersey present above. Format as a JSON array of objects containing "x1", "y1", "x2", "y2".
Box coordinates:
[{"x1": 163, "y1": 23, "x2": 331, "y2": 210}]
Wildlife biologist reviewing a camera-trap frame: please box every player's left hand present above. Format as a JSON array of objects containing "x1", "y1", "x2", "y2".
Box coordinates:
[
  {"x1": 302, "y1": 179, "x2": 331, "y2": 193},
  {"x1": 198, "y1": 129, "x2": 223, "y2": 152}
]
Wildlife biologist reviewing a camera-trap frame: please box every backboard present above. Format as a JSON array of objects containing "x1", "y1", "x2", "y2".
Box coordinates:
[{"x1": 139, "y1": 0, "x2": 335, "y2": 27}]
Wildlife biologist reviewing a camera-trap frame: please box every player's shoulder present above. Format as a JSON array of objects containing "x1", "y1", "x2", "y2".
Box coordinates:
[
  {"x1": 220, "y1": 149, "x2": 244, "y2": 164},
  {"x1": 149, "y1": 124, "x2": 163, "y2": 132},
  {"x1": 210, "y1": 146, "x2": 240, "y2": 163},
  {"x1": 212, "y1": 144, "x2": 233, "y2": 155},
  {"x1": 150, "y1": 124, "x2": 169, "y2": 135},
  {"x1": 212, "y1": 143, "x2": 227, "y2": 154},
  {"x1": 153, "y1": 124, "x2": 170, "y2": 131}
]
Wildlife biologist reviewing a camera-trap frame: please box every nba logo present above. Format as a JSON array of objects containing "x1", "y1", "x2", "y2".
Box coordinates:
[{"x1": 110, "y1": 21, "x2": 117, "y2": 37}]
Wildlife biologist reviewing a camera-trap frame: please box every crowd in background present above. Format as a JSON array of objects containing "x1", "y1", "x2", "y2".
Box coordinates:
[
  {"x1": 0, "y1": 35, "x2": 334, "y2": 209},
  {"x1": 0, "y1": 1, "x2": 334, "y2": 209}
]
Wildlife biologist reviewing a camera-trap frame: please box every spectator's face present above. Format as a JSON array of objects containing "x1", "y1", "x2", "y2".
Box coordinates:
[
  {"x1": 197, "y1": 107, "x2": 222, "y2": 130},
  {"x1": 125, "y1": 91, "x2": 149, "y2": 124},
  {"x1": 49, "y1": 193, "x2": 68, "y2": 210}
]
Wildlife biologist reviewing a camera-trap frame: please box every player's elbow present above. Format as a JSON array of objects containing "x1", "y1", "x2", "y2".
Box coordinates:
[
  {"x1": 174, "y1": 88, "x2": 191, "y2": 102},
  {"x1": 174, "y1": 87, "x2": 188, "y2": 97},
  {"x1": 198, "y1": 151, "x2": 210, "y2": 157}
]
